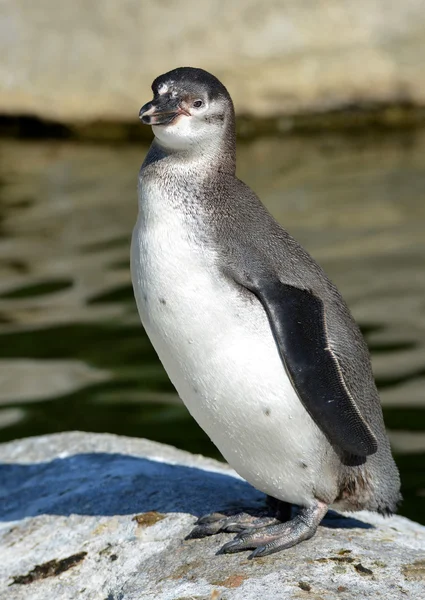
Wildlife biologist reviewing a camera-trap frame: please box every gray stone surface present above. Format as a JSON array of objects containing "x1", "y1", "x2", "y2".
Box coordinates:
[
  {"x1": 0, "y1": 432, "x2": 424, "y2": 599},
  {"x1": 1, "y1": 1, "x2": 425, "y2": 122}
]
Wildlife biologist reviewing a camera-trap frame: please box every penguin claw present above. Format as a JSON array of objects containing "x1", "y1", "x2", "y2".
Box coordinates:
[
  {"x1": 185, "y1": 521, "x2": 223, "y2": 538},
  {"x1": 216, "y1": 539, "x2": 246, "y2": 554},
  {"x1": 214, "y1": 501, "x2": 329, "y2": 558},
  {"x1": 188, "y1": 501, "x2": 328, "y2": 557},
  {"x1": 216, "y1": 531, "x2": 277, "y2": 556},
  {"x1": 196, "y1": 512, "x2": 226, "y2": 525}
]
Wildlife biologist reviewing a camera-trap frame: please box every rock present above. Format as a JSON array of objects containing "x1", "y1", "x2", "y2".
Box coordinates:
[
  {"x1": 0, "y1": 432, "x2": 424, "y2": 599},
  {"x1": 1, "y1": 1, "x2": 425, "y2": 123}
]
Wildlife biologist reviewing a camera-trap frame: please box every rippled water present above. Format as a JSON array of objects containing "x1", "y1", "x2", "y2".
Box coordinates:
[{"x1": 0, "y1": 132, "x2": 424, "y2": 523}]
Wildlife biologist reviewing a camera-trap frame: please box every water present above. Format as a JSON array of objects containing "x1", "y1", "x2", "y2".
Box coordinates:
[{"x1": 0, "y1": 132, "x2": 424, "y2": 524}]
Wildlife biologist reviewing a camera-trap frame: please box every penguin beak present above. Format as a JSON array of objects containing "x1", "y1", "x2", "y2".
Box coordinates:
[{"x1": 139, "y1": 96, "x2": 190, "y2": 125}]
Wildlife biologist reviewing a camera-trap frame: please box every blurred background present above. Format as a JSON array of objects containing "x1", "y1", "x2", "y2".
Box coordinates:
[{"x1": 0, "y1": 1, "x2": 424, "y2": 524}]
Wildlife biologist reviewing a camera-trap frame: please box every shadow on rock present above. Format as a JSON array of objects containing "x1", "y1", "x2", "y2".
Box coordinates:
[{"x1": 0, "y1": 452, "x2": 372, "y2": 530}]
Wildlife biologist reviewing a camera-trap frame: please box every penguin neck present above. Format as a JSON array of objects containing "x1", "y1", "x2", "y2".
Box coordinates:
[{"x1": 144, "y1": 117, "x2": 236, "y2": 179}]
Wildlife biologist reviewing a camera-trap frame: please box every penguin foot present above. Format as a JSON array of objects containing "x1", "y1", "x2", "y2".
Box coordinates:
[
  {"x1": 217, "y1": 500, "x2": 328, "y2": 559},
  {"x1": 186, "y1": 509, "x2": 280, "y2": 538},
  {"x1": 187, "y1": 498, "x2": 292, "y2": 539}
]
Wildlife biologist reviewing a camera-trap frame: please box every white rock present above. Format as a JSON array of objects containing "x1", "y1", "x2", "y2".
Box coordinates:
[
  {"x1": 1, "y1": 1, "x2": 425, "y2": 122},
  {"x1": 0, "y1": 431, "x2": 424, "y2": 599}
]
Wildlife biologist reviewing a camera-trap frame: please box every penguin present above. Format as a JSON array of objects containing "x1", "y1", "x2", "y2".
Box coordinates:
[{"x1": 131, "y1": 67, "x2": 401, "y2": 558}]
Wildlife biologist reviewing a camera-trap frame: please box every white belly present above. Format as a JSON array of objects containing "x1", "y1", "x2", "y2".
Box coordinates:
[{"x1": 131, "y1": 203, "x2": 333, "y2": 507}]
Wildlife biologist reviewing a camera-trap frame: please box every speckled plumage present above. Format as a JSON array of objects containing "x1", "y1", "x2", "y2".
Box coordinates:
[{"x1": 131, "y1": 67, "x2": 401, "y2": 556}]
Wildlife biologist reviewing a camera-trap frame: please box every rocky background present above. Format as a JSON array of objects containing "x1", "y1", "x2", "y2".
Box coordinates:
[
  {"x1": 1, "y1": 0, "x2": 425, "y2": 124},
  {"x1": 1, "y1": 432, "x2": 424, "y2": 600}
]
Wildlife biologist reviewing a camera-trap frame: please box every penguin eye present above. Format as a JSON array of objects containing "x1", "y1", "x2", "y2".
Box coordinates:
[{"x1": 192, "y1": 99, "x2": 203, "y2": 108}]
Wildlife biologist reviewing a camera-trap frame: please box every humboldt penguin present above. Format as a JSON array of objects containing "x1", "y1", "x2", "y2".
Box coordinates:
[{"x1": 131, "y1": 67, "x2": 401, "y2": 558}]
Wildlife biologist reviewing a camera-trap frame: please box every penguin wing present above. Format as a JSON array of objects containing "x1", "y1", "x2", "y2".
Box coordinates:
[{"x1": 242, "y1": 278, "x2": 378, "y2": 457}]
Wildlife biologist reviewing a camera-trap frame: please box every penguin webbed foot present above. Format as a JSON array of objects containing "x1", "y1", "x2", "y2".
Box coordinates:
[
  {"x1": 217, "y1": 500, "x2": 328, "y2": 559},
  {"x1": 187, "y1": 498, "x2": 291, "y2": 539},
  {"x1": 186, "y1": 507, "x2": 280, "y2": 539}
]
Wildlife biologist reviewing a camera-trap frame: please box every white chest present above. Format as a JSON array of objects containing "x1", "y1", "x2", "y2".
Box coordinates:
[{"x1": 130, "y1": 180, "x2": 333, "y2": 506}]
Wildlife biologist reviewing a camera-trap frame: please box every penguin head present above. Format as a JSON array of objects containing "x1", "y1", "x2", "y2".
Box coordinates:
[{"x1": 139, "y1": 67, "x2": 234, "y2": 151}]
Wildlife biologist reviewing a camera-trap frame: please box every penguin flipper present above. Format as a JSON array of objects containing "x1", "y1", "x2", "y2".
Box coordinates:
[{"x1": 245, "y1": 279, "x2": 378, "y2": 457}]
